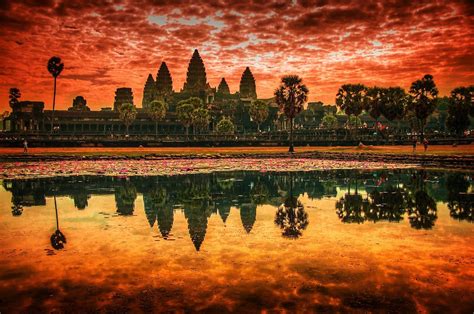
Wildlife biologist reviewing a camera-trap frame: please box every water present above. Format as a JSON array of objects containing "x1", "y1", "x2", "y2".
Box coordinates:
[{"x1": 0, "y1": 169, "x2": 473, "y2": 312}]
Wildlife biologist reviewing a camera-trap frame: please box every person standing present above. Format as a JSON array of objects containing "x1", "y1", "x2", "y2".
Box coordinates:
[
  {"x1": 423, "y1": 138, "x2": 429, "y2": 152},
  {"x1": 412, "y1": 138, "x2": 417, "y2": 153},
  {"x1": 23, "y1": 139, "x2": 28, "y2": 154}
]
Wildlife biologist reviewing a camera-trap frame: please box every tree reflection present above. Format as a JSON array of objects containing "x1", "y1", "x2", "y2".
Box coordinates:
[
  {"x1": 11, "y1": 204, "x2": 23, "y2": 216},
  {"x1": 335, "y1": 174, "x2": 369, "y2": 224},
  {"x1": 115, "y1": 181, "x2": 137, "y2": 216},
  {"x1": 275, "y1": 174, "x2": 309, "y2": 238},
  {"x1": 366, "y1": 185, "x2": 406, "y2": 223},
  {"x1": 402, "y1": 171, "x2": 437, "y2": 230},
  {"x1": 447, "y1": 174, "x2": 473, "y2": 223},
  {"x1": 50, "y1": 195, "x2": 67, "y2": 250}
]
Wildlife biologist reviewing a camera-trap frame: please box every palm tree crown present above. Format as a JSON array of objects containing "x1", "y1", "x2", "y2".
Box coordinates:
[
  {"x1": 275, "y1": 75, "x2": 308, "y2": 119},
  {"x1": 47, "y1": 56, "x2": 64, "y2": 78}
]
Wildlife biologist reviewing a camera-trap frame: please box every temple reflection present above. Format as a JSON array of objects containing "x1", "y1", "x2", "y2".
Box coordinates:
[{"x1": 3, "y1": 170, "x2": 473, "y2": 250}]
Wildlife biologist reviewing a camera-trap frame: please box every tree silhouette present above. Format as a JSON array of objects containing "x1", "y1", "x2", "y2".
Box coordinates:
[
  {"x1": 335, "y1": 175, "x2": 369, "y2": 224},
  {"x1": 274, "y1": 174, "x2": 309, "y2": 238},
  {"x1": 50, "y1": 195, "x2": 67, "y2": 250},
  {"x1": 118, "y1": 103, "x2": 137, "y2": 135},
  {"x1": 275, "y1": 75, "x2": 308, "y2": 152},
  {"x1": 249, "y1": 99, "x2": 269, "y2": 132},
  {"x1": 240, "y1": 203, "x2": 257, "y2": 233},
  {"x1": 408, "y1": 74, "x2": 438, "y2": 140},
  {"x1": 47, "y1": 56, "x2": 64, "y2": 133},
  {"x1": 11, "y1": 204, "x2": 23, "y2": 216},
  {"x1": 407, "y1": 190, "x2": 437, "y2": 229},
  {"x1": 336, "y1": 84, "x2": 367, "y2": 138},
  {"x1": 380, "y1": 87, "x2": 407, "y2": 137},
  {"x1": 147, "y1": 99, "x2": 168, "y2": 136},
  {"x1": 446, "y1": 86, "x2": 473, "y2": 140},
  {"x1": 275, "y1": 196, "x2": 308, "y2": 238},
  {"x1": 446, "y1": 173, "x2": 472, "y2": 223},
  {"x1": 9, "y1": 87, "x2": 21, "y2": 108},
  {"x1": 364, "y1": 86, "x2": 383, "y2": 122},
  {"x1": 366, "y1": 185, "x2": 406, "y2": 223}
]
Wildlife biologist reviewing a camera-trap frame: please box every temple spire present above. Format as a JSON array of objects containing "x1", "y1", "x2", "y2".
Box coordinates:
[
  {"x1": 217, "y1": 78, "x2": 230, "y2": 94},
  {"x1": 182, "y1": 49, "x2": 208, "y2": 92},
  {"x1": 156, "y1": 62, "x2": 173, "y2": 96},
  {"x1": 142, "y1": 74, "x2": 156, "y2": 109},
  {"x1": 239, "y1": 67, "x2": 257, "y2": 99}
]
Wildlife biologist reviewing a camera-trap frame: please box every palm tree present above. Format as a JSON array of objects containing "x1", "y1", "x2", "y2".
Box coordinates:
[
  {"x1": 336, "y1": 84, "x2": 367, "y2": 139},
  {"x1": 8, "y1": 87, "x2": 21, "y2": 108},
  {"x1": 50, "y1": 194, "x2": 67, "y2": 250},
  {"x1": 446, "y1": 86, "x2": 473, "y2": 141},
  {"x1": 380, "y1": 87, "x2": 408, "y2": 139},
  {"x1": 274, "y1": 174, "x2": 309, "y2": 238},
  {"x1": 147, "y1": 99, "x2": 168, "y2": 136},
  {"x1": 47, "y1": 56, "x2": 64, "y2": 133},
  {"x1": 274, "y1": 75, "x2": 309, "y2": 152},
  {"x1": 408, "y1": 74, "x2": 438, "y2": 141},
  {"x1": 364, "y1": 86, "x2": 383, "y2": 122},
  {"x1": 249, "y1": 99, "x2": 269, "y2": 132},
  {"x1": 118, "y1": 103, "x2": 137, "y2": 135}
]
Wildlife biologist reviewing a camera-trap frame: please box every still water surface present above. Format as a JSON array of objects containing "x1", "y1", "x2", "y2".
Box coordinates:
[{"x1": 1, "y1": 169, "x2": 473, "y2": 312}]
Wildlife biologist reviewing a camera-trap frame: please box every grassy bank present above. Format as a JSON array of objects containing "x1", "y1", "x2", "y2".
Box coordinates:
[{"x1": 1, "y1": 144, "x2": 473, "y2": 157}]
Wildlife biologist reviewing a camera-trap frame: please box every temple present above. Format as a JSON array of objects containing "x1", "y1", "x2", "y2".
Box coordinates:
[
  {"x1": 239, "y1": 67, "x2": 257, "y2": 100},
  {"x1": 2, "y1": 49, "x2": 283, "y2": 136}
]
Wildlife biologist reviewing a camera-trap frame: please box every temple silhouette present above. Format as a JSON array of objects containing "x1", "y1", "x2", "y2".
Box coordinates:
[{"x1": 6, "y1": 49, "x2": 272, "y2": 135}]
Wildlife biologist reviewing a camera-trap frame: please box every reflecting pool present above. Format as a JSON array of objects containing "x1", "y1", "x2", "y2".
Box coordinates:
[{"x1": 1, "y1": 169, "x2": 473, "y2": 312}]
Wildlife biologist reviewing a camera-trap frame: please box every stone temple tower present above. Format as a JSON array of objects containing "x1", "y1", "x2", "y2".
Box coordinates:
[
  {"x1": 156, "y1": 62, "x2": 173, "y2": 96},
  {"x1": 217, "y1": 78, "x2": 230, "y2": 94},
  {"x1": 142, "y1": 74, "x2": 156, "y2": 109},
  {"x1": 114, "y1": 87, "x2": 134, "y2": 111},
  {"x1": 182, "y1": 49, "x2": 208, "y2": 93},
  {"x1": 239, "y1": 67, "x2": 257, "y2": 99}
]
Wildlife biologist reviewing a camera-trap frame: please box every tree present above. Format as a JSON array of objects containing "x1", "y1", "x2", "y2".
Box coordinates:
[
  {"x1": 274, "y1": 75, "x2": 309, "y2": 152},
  {"x1": 274, "y1": 174, "x2": 309, "y2": 238},
  {"x1": 216, "y1": 116, "x2": 234, "y2": 135},
  {"x1": 177, "y1": 97, "x2": 204, "y2": 109},
  {"x1": 9, "y1": 87, "x2": 21, "y2": 108},
  {"x1": 249, "y1": 100, "x2": 269, "y2": 132},
  {"x1": 336, "y1": 84, "x2": 367, "y2": 141},
  {"x1": 191, "y1": 107, "x2": 210, "y2": 134},
  {"x1": 118, "y1": 103, "x2": 137, "y2": 135},
  {"x1": 321, "y1": 113, "x2": 338, "y2": 128},
  {"x1": 446, "y1": 86, "x2": 473, "y2": 140},
  {"x1": 408, "y1": 74, "x2": 438, "y2": 140},
  {"x1": 347, "y1": 115, "x2": 362, "y2": 129},
  {"x1": 176, "y1": 103, "x2": 194, "y2": 136},
  {"x1": 147, "y1": 99, "x2": 168, "y2": 136},
  {"x1": 47, "y1": 56, "x2": 64, "y2": 133},
  {"x1": 364, "y1": 86, "x2": 383, "y2": 122},
  {"x1": 380, "y1": 87, "x2": 407, "y2": 122}
]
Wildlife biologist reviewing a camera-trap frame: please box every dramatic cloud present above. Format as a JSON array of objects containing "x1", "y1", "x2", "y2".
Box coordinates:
[{"x1": 0, "y1": 0, "x2": 472, "y2": 111}]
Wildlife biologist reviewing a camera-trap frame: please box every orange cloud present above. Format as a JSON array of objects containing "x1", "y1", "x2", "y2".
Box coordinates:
[{"x1": 0, "y1": 0, "x2": 472, "y2": 111}]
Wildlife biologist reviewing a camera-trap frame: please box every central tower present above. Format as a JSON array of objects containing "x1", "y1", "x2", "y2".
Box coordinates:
[{"x1": 182, "y1": 49, "x2": 208, "y2": 93}]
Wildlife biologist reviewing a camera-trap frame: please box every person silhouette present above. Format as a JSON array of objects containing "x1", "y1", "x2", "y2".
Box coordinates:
[{"x1": 23, "y1": 139, "x2": 28, "y2": 154}]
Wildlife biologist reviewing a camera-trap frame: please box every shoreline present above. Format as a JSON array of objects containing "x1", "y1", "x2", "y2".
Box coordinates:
[{"x1": 0, "y1": 145, "x2": 473, "y2": 170}]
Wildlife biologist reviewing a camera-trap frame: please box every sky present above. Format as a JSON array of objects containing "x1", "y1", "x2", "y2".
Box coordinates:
[{"x1": 0, "y1": 0, "x2": 473, "y2": 112}]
